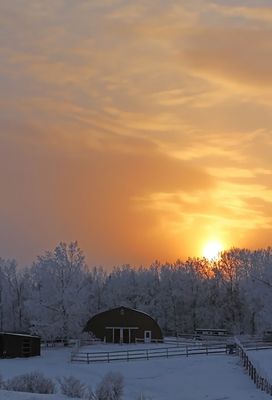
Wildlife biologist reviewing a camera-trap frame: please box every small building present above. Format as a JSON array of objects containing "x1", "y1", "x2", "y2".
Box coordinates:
[
  {"x1": 263, "y1": 330, "x2": 272, "y2": 342},
  {"x1": 0, "y1": 332, "x2": 41, "y2": 358},
  {"x1": 194, "y1": 328, "x2": 229, "y2": 340},
  {"x1": 84, "y1": 306, "x2": 163, "y2": 344}
]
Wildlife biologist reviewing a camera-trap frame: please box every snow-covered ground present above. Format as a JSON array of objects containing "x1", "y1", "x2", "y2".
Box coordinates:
[
  {"x1": 0, "y1": 344, "x2": 270, "y2": 400},
  {"x1": 247, "y1": 348, "x2": 272, "y2": 381}
]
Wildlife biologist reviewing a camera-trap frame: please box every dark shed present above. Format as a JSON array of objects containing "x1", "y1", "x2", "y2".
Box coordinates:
[
  {"x1": 0, "y1": 333, "x2": 41, "y2": 358},
  {"x1": 84, "y1": 306, "x2": 163, "y2": 344}
]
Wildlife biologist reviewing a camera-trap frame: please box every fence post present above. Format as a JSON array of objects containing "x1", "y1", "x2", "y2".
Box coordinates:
[
  {"x1": 248, "y1": 362, "x2": 251, "y2": 377},
  {"x1": 206, "y1": 347, "x2": 208, "y2": 355},
  {"x1": 186, "y1": 346, "x2": 188, "y2": 357},
  {"x1": 107, "y1": 352, "x2": 110, "y2": 363},
  {"x1": 87, "y1": 353, "x2": 90, "y2": 364},
  {"x1": 146, "y1": 349, "x2": 149, "y2": 360},
  {"x1": 166, "y1": 348, "x2": 168, "y2": 358},
  {"x1": 127, "y1": 351, "x2": 129, "y2": 362}
]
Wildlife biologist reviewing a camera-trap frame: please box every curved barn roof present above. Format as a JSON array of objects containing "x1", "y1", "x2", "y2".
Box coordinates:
[
  {"x1": 84, "y1": 306, "x2": 161, "y2": 330},
  {"x1": 91, "y1": 306, "x2": 155, "y2": 319},
  {"x1": 83, "y1": 306, "x2": 163, "y2": 343}
]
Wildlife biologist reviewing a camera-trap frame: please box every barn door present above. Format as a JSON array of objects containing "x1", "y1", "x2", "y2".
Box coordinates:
[
  {"x1": 114, "y1": 329, "x2": 120, "y2": 343},
  {"x1": 123, "y1": 329, "x2": 129, "y2": 343},
  {"x1": 144, "y1": 330, "x2": 151, "y2": 343}
]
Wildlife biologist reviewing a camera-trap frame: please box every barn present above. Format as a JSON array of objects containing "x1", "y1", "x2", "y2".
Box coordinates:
[
  {"x1": 0, "y1": 332, "x2": 41, "y2": 358},
  {"x1": 84, "y1": 306, "x2": 163, "y2": 344}
]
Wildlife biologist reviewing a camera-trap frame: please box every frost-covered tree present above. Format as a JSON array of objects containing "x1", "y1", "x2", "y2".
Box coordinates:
[
  {"x1": 28, "y1": 242, "x2": 89, "y2": 339},
  {"x1": 3, "y1": 244, "x2": 272, "y2": 338},
  {"x1": 86, "y1": 266, "x2": 107, "y2": 315},
  {"x1": 0, "y1": 259, "x2": 29, "y2": 332}
]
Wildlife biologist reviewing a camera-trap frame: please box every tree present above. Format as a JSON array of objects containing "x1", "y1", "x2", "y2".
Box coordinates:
[
  {"x1": 0, "y1": 259, "x2": 29, "y2": 332},
  {"x1": 28, "y1": 242, "x2": 89, "y2": 339}
]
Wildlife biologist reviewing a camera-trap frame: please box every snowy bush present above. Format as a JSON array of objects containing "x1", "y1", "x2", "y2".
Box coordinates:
[
  {"x1": 95, "y1": 372, "x2": 124, "y2": 400},
  {"x1": 58, "y1": 372, "x2": 124, "y2": 400},
  {"x1": 4, "y1": 371, "x2": 55, "y2": 394},
  {"x1": 58, "y1": 376, "x2": 89, "y2": 398}
]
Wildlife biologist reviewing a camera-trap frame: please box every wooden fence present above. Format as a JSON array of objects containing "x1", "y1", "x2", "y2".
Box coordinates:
[
  {"x1": 236, "y1": 339, "x2": 272, "y2": 396},
  {"x1": 135, "y1": 338, "x2": 196, "y2": 346},
  {"x1": 41, "y1": 339, "x2": 77, "y2": 348},
  {"x1": 240, "y1": 340, "x2": 272, "y2": 352},
  {"x1": 41, "y1": 338, "x2": 102, "y2": 348},
  {"x1": 71, "y1": 343, "x2": 230, "y2": 363}
]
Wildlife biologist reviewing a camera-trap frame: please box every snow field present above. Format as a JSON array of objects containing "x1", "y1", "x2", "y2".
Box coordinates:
[
  {"x1": 0, "y1": 345, "x2": 270, "y2": 400},
  {"x1": 246, "y1": 348, "x2": 272, "y2": 382}
]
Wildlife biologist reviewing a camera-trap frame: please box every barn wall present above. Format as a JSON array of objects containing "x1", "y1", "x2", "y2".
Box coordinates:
[{"x1": 84, "y1": 307, "x2": 163, "y2": 343}]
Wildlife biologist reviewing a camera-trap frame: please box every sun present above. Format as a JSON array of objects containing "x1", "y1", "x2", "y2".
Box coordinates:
[{"x1": 203, "y1": 240, "x2": 223, "y2": 261}]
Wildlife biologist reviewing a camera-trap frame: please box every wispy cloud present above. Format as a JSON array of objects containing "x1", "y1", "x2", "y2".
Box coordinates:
[
  {"x1": 209, "y1": 3, "x2": 272, "y2": 23},
  {"x1": 1, "y1": 0, "x2": 272, "y2": 265}
]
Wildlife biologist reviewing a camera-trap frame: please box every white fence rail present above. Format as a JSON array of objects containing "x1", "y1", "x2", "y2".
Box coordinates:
[
  {"x1": 41, "y1": 339, "x2": 77, "y2": 348},
  {"x1": 41, "y1": 338, "x2": 102, "y2": 348},
  {"x1": 71, "y1": 343, "x2": 230, "y2": 363},
  {"x1": 240, "y1": 340, "x2": 272, "y2": 352}
]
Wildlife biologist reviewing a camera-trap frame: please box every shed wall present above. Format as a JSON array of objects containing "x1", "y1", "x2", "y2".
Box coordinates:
[{"x1": 0, "y1": 334, "x2": 40, "y2": 358}]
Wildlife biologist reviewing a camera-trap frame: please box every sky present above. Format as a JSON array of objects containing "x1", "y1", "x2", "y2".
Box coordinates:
[{"x1": 1, "y1": 0, "x2": 272, "y2": 268}]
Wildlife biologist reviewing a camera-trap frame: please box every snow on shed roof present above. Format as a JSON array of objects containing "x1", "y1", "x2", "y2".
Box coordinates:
[{"x1": 0, "y1": 332, "x2": 40, "y2": 338}]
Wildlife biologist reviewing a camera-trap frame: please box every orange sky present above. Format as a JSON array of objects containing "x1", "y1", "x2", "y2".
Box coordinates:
[{"x1": 1, "y1": 0, "x2": 272, "y2": 267}]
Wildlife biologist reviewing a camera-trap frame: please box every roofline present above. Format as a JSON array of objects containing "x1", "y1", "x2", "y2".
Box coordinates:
[
  {"x1": 94, "y1": 306, "x2": 157, "y2": 320},
  {"x1": 0, "y1": 332, "x2": 40, "y2": 338}
]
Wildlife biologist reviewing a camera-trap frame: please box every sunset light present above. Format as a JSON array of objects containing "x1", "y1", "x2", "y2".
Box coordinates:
[
  {"x1": 0, "y1": 0, "x2": 272, "y2": 268},
  {"x1": 1, "y1": 1, "x2": 272, "y2": 398},
  {"x1": 203, "y1": 240, "x2": 223, "y2": 261}
]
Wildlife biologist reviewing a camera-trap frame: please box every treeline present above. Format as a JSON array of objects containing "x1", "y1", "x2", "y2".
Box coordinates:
[{"x1": 1, "y1": 242, "x2": 272, "y2": 339}]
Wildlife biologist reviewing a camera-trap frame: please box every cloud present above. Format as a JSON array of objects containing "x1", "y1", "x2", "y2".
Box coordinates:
[
  {"x1": 182, "y1": 27, "x2": 272, "y2": 92},
  {"x1": 1, "y1": 0, "x2": 272, "y2": 265},
  {"x1": 207, "y1": 167, "x2": 272, "y2": 179},
  {"x1": 134, "y1": 177, "x2": 272, "y2": 257},
  {"x1": 0, "y1": 122, "x2": 214, "y2": 265},
  {"x1": 210, "y1": 4, "x2": 272, "y2": 23}
]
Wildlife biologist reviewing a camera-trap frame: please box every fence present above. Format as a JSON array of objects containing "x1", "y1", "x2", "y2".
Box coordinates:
[
  {"x1": 41, "y1": 337, "x2": 102, "y2": 349},
  {"x1": 135, "y1": 338, "x2": 164, "y2": 344},
  {"x1": 236, "y1": 339, "x2": 272, "y2": 396},
  {"x1": 71, "y1": 343, "x2": 230, "y2": 363},
  {"x1": 41, "y1": 339, "x2": 77, "y2": 348},
  {"x1": 136, "y1": 337, "x2": 231, "y2": 347},
  {"x1": 240, "y1": 340, "x2": 272, "y2": 352},
  {"x1": 135, "y1": 338, "x2": 193, "y2": 346}
]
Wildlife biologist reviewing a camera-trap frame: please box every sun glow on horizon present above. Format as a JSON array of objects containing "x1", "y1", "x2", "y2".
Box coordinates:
[{"x1": 203, "y1": 240, "x2": 223, "y2": 261}]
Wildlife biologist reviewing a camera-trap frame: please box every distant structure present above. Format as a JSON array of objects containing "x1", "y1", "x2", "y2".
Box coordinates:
[
  {"x1": 84, "y1": 306, "x2": 163, "y2": 344},
  {"x1": 0, "y1": 332, "x2": 41, "y2": 358},
  {"x1": 263, "y1": 330, "x2": 272, "y2": 342},
  {"x1": 194, "y1": 328, "x2": 229, "y2": 340}
]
